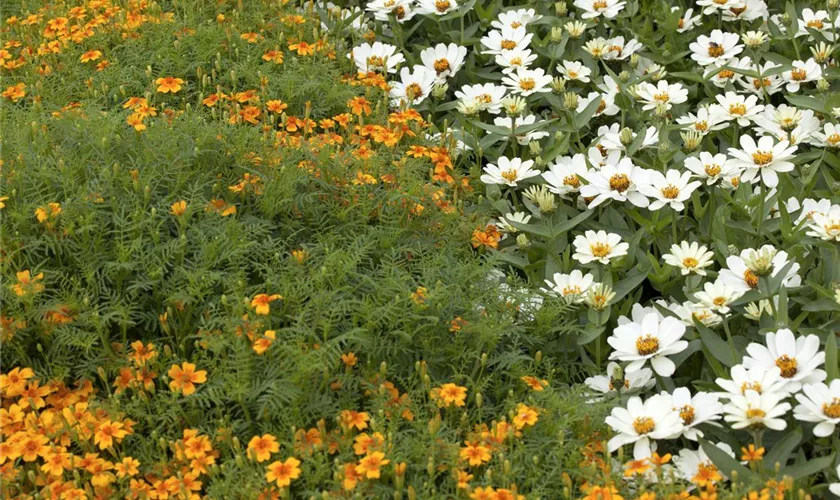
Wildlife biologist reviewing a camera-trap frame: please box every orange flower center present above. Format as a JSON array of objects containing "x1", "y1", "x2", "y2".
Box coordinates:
[
  {"x1": 775, "y1": 355, "x2": 798, "y2": 378},
  {"x1": 682, "y1": 256, "x2": 699, "y2": 268},
  {"x1": 660, "y1": 185, "x2": 680, "y2": 199},
  {"x1": 707, "y1": 43, "x2": 725, "y2": 58},
  {"x1": 705, "y1": 164, "x2": 721, "y2": 177},
  {"x1": 500, "y1": 40, "x2": 517, "y2": 50},
  {"x1": 729, "y1": 103, "x2": 747, "y2": 115},
  {"x1": 433, "y1": 58, "x2": 450, "y2": 74},
  {"x1": 743, "y1": 269, "x2": 759, "y2": 288},
  {"x1": 500, "y1": 169, "x2": 519, "y2": 182},
  {"x1": 635, "y1": 334, "x2": 660, "y2": 355},
  {"x1": 609, "y1": 173, "x2": 630, "y2": 192},
  {"x1": 790, "y1": 68, "x2": 807, "y2": 81},
  {"x1": 751, "y1": 150, "x2": 774, "y2": 166},
  {"x1": 593, "y1": 0, "x2": 608, "y2": 10},
  {"x1": 679, "y1": 405, "x2": 696, "y2": 425},
  {"x1": 405, "y1": 83, "x2": 424, "y2": 99},
  {"x1": 590, "y1": 242, "x2": 612, "y2": 258},
  {"x1": 741, "y1": 381, "x2": 762, "y2": 394},
  {"x1": 807, "y1": 19, "x2": 825, "y2": 29},
  {"x1": 632, "y1": 416, "x2": 655, "y2": 435},
  {"x1": 518, "y1": 78, "x2": 536, "y2": 91},
  {"x1": 435, "y1": 0, "x2": 451, "y2": 12},
  {"x1": 746, "y1": 407, "x2": 766, "y2": 419},
  {"x1": 822, "y1": 398, "x2": 840, "y2": 418},
  {"x1": 564, "y1": 175, "x2": 580, "y2": 187}
]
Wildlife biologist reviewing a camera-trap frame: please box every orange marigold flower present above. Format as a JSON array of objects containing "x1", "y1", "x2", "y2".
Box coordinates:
[
  {"x1": 40, "y1": 451, "x2": 72, "y2": 476},
  {"x1": 248, "y1": 434, "x2": 280, "y2": 462},
  {"x1": 80, "y1": 50, "x2": 101, "y2": 62},
  {"x1": 167, "y1": 362, "x2": 207, "y2": 396},
  {"x1": 0, "y1": 367, "x2": 34, "y2": 397},
  {"x1": 521, "y1": 375, "x2": 548, "y2": 391},
  {"x1": 35, "y1": 202, "x2": 62, "y2": 223},
  {"x1": 2, "y1": 83, "x2": 26, "y2": 102},
  {"x1": 155, "y1": 76, "x2": 184, "y2": 93},
  {"x1": 288, "y1": 41, "x2": 314, "y2": 56},
  {"x1": 240, "y1": 32, "x2": 260, "y2": 43},
  {"x1": 265, "y1": 457, "x2": 301, "y2": 487},
  {"x1": 459, "y1": 442, "x2": 491, "y2": 467},
  {"x1": 341, "y1": 352, "x2": 358, "y2": 367},
  {"x1": 94, "y1": 420, "x2": 129, "y2": 449},
  {"x1": 250, "y1": 293, "x2": 282, "y2": 315},
  {"x1": 355, "y1": 451, "x2": 389, "y2": 479},
  {"x1": 262, "y1": 49, "x2": 284, "y2": 64},
  {"x1": 623, "y1": 458, "x2": 650, "y2": 477},
  {"x1": 252, "y1": 330, "x2": 276, "y2": 354},
  {"x1": 342, "y1": 462, "x2": 362, "y2": 490},
  {"x1": 339, "y1": 410, "x2": 370, "y2": 431},
  {"x1": 266, "y1": 100, "x2": 288, "y2": 114},
  {"x1": 741, "y1": 444, "x2": 765, "y2": 462},
  {"x1": 471, "y1": 224, "x2": 501, "y2": 249},
  {"x1": 437, "y1": 383, "x2": 467, "y2": 407},
  {"x1": 348, "y1": 96, "x2": 371, "y2": 116},
  {"x1": 170, "y1": 200, "x2": 187, "y2": 216},
  {"x1": 12, "y1": 270, "x2": 45, "y2": 297}
]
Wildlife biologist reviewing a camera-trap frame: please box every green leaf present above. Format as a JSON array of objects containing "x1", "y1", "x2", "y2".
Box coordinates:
[
  {"x1": 697, "y1": 322, "x2": 737, "y2": 367},
  {"x1": 763, "y1": 428, "x2": 801, "y2": 470},
  {"x1": 826, "y1": 333, "x2": 838, "y2": 382},
  {"x1": 547, "y1": 209, "x2": 593, "y2": 238},
  {"x1": 780, "y1": 453, "x2": 836, "y2": 481},
  {"x1": 700, "y1": 439, "x2": 757, "y2": 481},
  {"x1": 574, "y1": 97, "x2": 603, "y2": 129},
  {"x1": 612, "y1": 270, "x2": 648, "y2": 303}
]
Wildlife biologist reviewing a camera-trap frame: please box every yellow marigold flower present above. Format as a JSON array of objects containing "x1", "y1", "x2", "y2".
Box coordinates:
[
  {"x1": 459, "y1": 442, "x2": 491, "y2": 467},
  {"x1": 35, "y1": 202, "x2": 62, "y2": 223},
  {"x1": 2, "y1": 83, "x2": 25, "y2": 102},
  {"x1": 265, "y1": 457, "x2": 301, "y2": 487},
  {"x1": 248, "y1": 434, "x2": 280, "y2": 462},
  {"x1": 167, "y1": 362, "x2": 207, "y2": 396},
  {"x1": 288, "y1": 41, "x2": 315, "y2": 56},
  {"x1": 456, "y1": 470, "x2": 473, "y2": 488},
  {"x1": 170, "y1": 200, "x2": 187, "y2": 216},
  {"x1": 339, "y1": 410, "x2": 370, "y2": 431},
  {"x1": 266, "y1": 99, "x2": 288, "y2": 114},
  {"x1": 240, "y1": 32, "x2": 260, "y2": 43},
  {"x1": 126, "y1": 113, "x2": 146, "y2": 131},
  {"x1": 40, "y1": 451, "x2": 72, "y2": 476},
  {"x1": 341, "y1": 352, "x2": 358, "y2": 367},
  {"x1": 155, "y1": 76, "x2": 184, "y2": 93},
  {"x1": 94, "y1": 420, "x2": 129, "y2": 449},
  {"x1": 13, "y1": 270, "x2": 45, "y2": 297},
  {"x1": 512, "y1": 403, "x2": 538, "y2": 429},
  {"x1": 342, "y1": 462, "x2": 362, "y2": 490},
  {"x1": 355, "y1": 451, "x2": 389, "y2": 479},
  {"x1": 741, "y1": 444, "x2": 765, "y2": 462},
  {"x1": 250, "y1": 293, "x2": 282, "y2": 315},
  {"x1": 1, "y1": 367, "x2": 34, "y2": 397},
  {"x1": 80, "y1": 50, "x2": 102, "y2": 62},
  {"x1": 252, "y1": 330, "x2": 276, "y2": 354},
  {"x1": 437, "y1": 383, "x2": 467, "y2": 407}
]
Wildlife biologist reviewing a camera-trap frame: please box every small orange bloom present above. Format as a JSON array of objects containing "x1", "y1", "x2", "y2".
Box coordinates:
[
  {"x1": 355, "y1": 451, "x2": 389, "y2": 479},
  {"x1": 248, "y1": 434, "x2": 279, "y2": 462},
  {"x1": 167, "y1": 362, "x2": 207, "y2": 396},
  {"x1": 80, "y1": 50, "x2": 102, "y2": 62},
  {"x1": 155, "y1": 76, "x2": 184, "y2": 93},
  {"x1": 250, "y1": 293, "x2": 282, "y2": 315},
  {"x1": 265, "y1": 457, "x2": 301, "y2": 487},
  {"x1": 170, "y1": 200, "x2": 187, "y2": 216},
  {"x1": 288, "y1": 41, "x2": 314, "y2": 56}
]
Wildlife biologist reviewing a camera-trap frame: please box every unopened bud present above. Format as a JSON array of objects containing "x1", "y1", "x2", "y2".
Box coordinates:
[
  {"x1": 550, "y1": 26, "x2": 563, "y2": 42},
  {"x1": 619, "y1": 127, "x2": 634, "y2": 146},
  {"x1": 563, "y1": 92, "x2": 579, "y2": 110}
]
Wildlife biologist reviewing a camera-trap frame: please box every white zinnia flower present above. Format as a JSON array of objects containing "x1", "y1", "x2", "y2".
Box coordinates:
[
  {"x1": 808, "y1": 205, "x2": 840, "y2": 241},
  {"x1": 694, "y1": 280, "x2": 744, "y2": 314},
  {"x1": 495, "y1": 212, "x2": 532, "y2": 234},
  {"x1": 675, "y1": 443, "x2": 734, "y2": 485},
  {"x1": 675, "y1": 7, "x2": 701, "y2": 33},
  {"x1": 479, "y1": 156, "x2": 540, "y2": 187},
  {"x1": 501, "y1": 67, "x2": 553, "y2": 96},
  {"x1": 389, "y1": 65, "x2": 436, "y2": 106},
  {"x1": 719, "y1": 246, "x2": 801, "y2": 292},
  {"x1": 490, "y1": 8, "x2": 541, "y2": 30},
  {"x1": 716, "y1": 364, "x2": 790, "y2": 400},
  {"x1": 584, "y1": 362, "x2": 655, "y2": 401},
  {"x1": 662, "y1": 241, "x2": 715, "y2": 276},
  {"x1": 557, "y1": 60, "x2": 591, "y2": 83},
  {"x1": 573, "y1": 0, "x2": 626, "y2": 19},
  {"x1": 366, "y1": 0, "x2": 416, "y2": 22},
  {"x1": 689, "y1": 30, "x2": 743, "y2": 66},
  {"x1": 676, "y1": 107, "x2": 728, "y2": 136},
  {"x1": 493, "y1": 114, "x2": 549, "y2": 145},
  {"x1": 350, "y1": 42, "x2": 405, "y2": 74},
  {"x1": 710, "y1": 91, "x2": 765, "y2": 126},
  {"x1": 454, "y1": 83, "x2": 507, "y2": 114},
  {"x1": 494, "y1": 49, "x2": 537, "y2": 74},
  {"x1": 662, "y1": 387, "x2": 723, "y2": 440},
  {"x1": 605, "y1": 394, "x2": 683, "y2": 458},
  {"x1": 685, "y1": 152, "x2": 734, "y2": 185},
  {"x1": 419, "y1": 43, "x2": 467, "y2": 81},
  {"x1": 782, "y1": 59, "x2": 822, "y2": 92},
  {"x1": 723, "y1": 389, "x2": 791, "y2": 430},
  {"x1": 607, "y1": 312, "x2": 689, "y2": 377},
  {"x1": 635, "y1": 80, "x2": 688, "y2": 111},
  {"x1": 794, "y1": 380, "x2": 840, "y2": 437},
  {"x1": 542, "y1": 153, "x2": 587, "y2": 197},
  {"x1": 572, "y1": 230, "x2": 629, "y2": 265},
  {"x1": 415, "y1": 0, "x2": 458, "y2": 16},
  {"x1": 480, "y1": 26, "x2": 533, "y2": 55},
  {"x1": 579, "y1": 157, "x2": 651, "y2": 208},
  {"x1": 542, "y1": 270, "x2": 596, "y2": 303},
  {"x1": 639, "y1": 169, "x2": 701, "y2": 211},
  {"x1": 742, "y1": 328, "x2": 826, "y2": 392},
  {"x1": 813, "y1": 123, "x2": 840, "y2": 148},
  {"x1": 727, "y1": 135, "x2": 797, "y2": 188}
]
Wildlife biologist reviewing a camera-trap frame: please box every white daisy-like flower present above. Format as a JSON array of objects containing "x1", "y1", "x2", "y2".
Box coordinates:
[
  {"x1": 579, "y1": 157, "x2": 651, "y2": 208},
  {"x1": 501, "y1": 67, "x2": 553, "y2": 96},
  {"x1": 480, "y1": 156, "x2": 540, "y2": 187},
  {"x1": 605, "y1": 394, "x2": 683, "y2": 458},
  {"x1": 419, "y1": 43, "x2": 467, "y2": 81},
  {"x1": 728, "y1": 135, "x2": 797, "y2": 189},
  {"x1": 719, "y1": 246, "x2": 801, "y2": 292},
  {"x1": 685, "y1": 152, "x2": 734, "y2": 185},
  {"x1": 587, "y1": 145, "x2": 622, "y2": 168},
  {"x1": 490, "y1": 8, "x2": 541, "y2": 30},
  {"x1": 454, "y1": 83, "x2": 507, "y2": 114},
  {"x1": 662, "y1": 387, "x2": 723, "y2": 440},
  {"x1": 694, "y1": 280, "x2": 744, "y2": 314},
  {"x1": 572, "y1": 230, "x2": 629, "y2": 265},
  {"x1": 350, "y1": 42, "x2": 405, "y2": 74},
  {"x1": 575, "y1": 92, "x2": 620, "y2": 117},
  {"x1": 716, "y1": 364, "x2": 790, "y2": 400},
  {"x1": 639, "y1": 169, "x2": 701, "y2": 211},
  {"x1": 636, "y1": 80, "x2": 688, "y2": 111},
  {"x1": 707, "y1": 56, "x2": 752, "y2": 88},
  {"x1": 737, "y1": 61, "x2": 785, "y2": 97},
  {"x1": 557, "y1": 60, "x2": 591, "y2": 83},
  {"x1": 814, "y1": 123, "x2": 840, "y2": 148},
  {"x1": 601, "y1": 36, "x2": 643, "y2": 61},
  {"x1": 742, "y1": 328, "x2": 826, "y2": 392},
  {"x1": 668, "y1": 300, "x2": 723, "y2": 328},
  {"x1": 415, "y1": 0, "x2": 458, "y2": 16},
  {"x1": 722, "y1": 0, "x2": 767, "y2": 22},
  {"x1": 674, "y1": 7, "x2": 701, "y2": 33},
  {"x1": 723, "y1": 389, "x2": 791, "y2": 430},
  {"x1": 796, "y1": 8, "x2": 839, "y2": 39},
  {"x1": 786, "y1": 197, "x2": 833, "y2": 224},
  {"x1": 573, "y1": 0, "x2": 626, "y2": 19},
  {"x1": 663, "y1": 241, "x2": 715, "y2": 276},
  {"x1": 493, "y1": 114, "x2": 549, "y2": 145},
  {"x1": 495, "y1": 212, "x2": 532, "y2": 235},
  {"x1": 807, "y1": 205, "x2": 840, "y2": 241},
  {"x1": 689, "y1": 30, "x2": 743, "y2": 66},
  {"x1": 366, "y1": 0, "x2": 416, "y2": 23},
  {"x1": 753, "y1": 105, "x2": 820, "y2": 147},
  {"x1": 584, "y1": 362, "x2": 655, "y2": 402},
  {"x1": 696, "y1": 0, "x2": 742, "y2": 14},
  {"x1": 607, "y1": 311, "x2": 689, "y2": 377},
  {"x1": 794, "y1": 380, "x2": 840, "y2": 437},
  {"x1": 710, "y1": 91, "x2": 765, "y2": 126},
  {"x1": 598, "y1": 124, "x2": 659, "y2": 151},
  {"x1": 480, "y1": 26, "x2": 533, "y2": 55},
  {"x1": 782, "y1": 58, "x2": 823, "y2": 92},
  {"x1": 675, "y1": 443, "x2": 734, "y2": 485},
  {"x1": 542, "y1": 269, "x2": 596, "y2": 303},
  {"x1": 494, "y1": 48, "x2": 537, "y2": 75},
  {"x1": 542, "y1": 154, "x2": 587, "y2": 197},
  {"x1": 389, "y1": 65, "x2": 436, "y2": 106},
  {"x1": 676, "y1": 107, "x2": 729, "y2": 136}
]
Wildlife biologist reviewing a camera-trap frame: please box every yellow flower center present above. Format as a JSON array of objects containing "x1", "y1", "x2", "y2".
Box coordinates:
[
  {"x1": 707, "y1": 43, "x2": 725, "y2": 58},
  {"x1": 477, "y1": 93, "x2": 492, "y2": 103},
  {"x1": 562, "y1": 285, "x2": 582, "y2": 296},
  {"x1": 563, "y1": 175, "x2": 580, "y2": 187},
  {"x1": 790, "y1": 68, "x2": 807, "y2": 81},
  {"x1": 751, "y1": 150, "x2": 774, "y2": 166},
  {"x1": 568, "y1": 70, "x2": 578, "y2": 78},
  {"x1": 679, "y1": 405, "x2": 696, "y2": 425},
  {"x1": 753, "y1": 78, "x2": 771, "y2": 89},
  {"x1": 367, "y1": 55, "x2": 385, "y2": 68},
  {"x1": 705, "y1": 164, "x2": 721, "y2": 177},
  {"x1": 740, "y1": 381, "x2": 762, "y2": 394},
  {"x1": 822, "y1": 398, "x2": 840, "y2": 419},
  {"x1": 593, "y1": 0, "x2": 608, "y2": 10},
  {"x1": 501, "y1": 169, "x2": 519, "y2": 182},
  {"x1": 510, "y1": 21, "x2": 522, "y2": 28},
  {"x1": 695, "y1": 120, "x2": 708, "y2": 131},
  {"x1": 775, "y1": 355, "x2": 798, "y2": 378},
  {"x1": 729, "y1": 103, "x2": 747, "y2": 116},
  {"x1": 713, "y1": 296, "x2": 727, "y2": 306},
  {"x1": 435, "y1": 0, "x2": 451, "y2": 12},
  {"x1": 433, "y1": 58, "x2": 450, "y2": 74},
  {"x1": 743, "y1": 269, "x2": 759, "y2": 289},
  {"x1": 609, "y1": 173, "x2": 630, "y2": 192},
  {"x1": 635, "y1": 334, "x2": 660, "y2": 356},
  {"x1": 682, "y1": 256, "x2": 699, "y2": 268},
  {"x1": 501, "y1": 40, "x2": 517, "y2": 50},
  {"x1": 632, "y1": 416, "x2": 655, "y2": 435},
  {"x1": 405, "y1": 83, "x2": 424, "y2": 100},
  {"x1": 807, "y1": 19, "x2": 825, "y2": 29},
  {"x1": 510, "y1": 57, "x2": 522, "y2": 66},
  {"x1": 660, "y1": 185, "x2": 680, "y2": 199},
  {"x1": 717, "y1": 69, "x2": 735, "y2": 79},
  {"x1": 678, "y1": 18, "x2": 684, "y2": 28},
  {"x1": 746, "y1": 407, "x2": 766, "y2": 419},
  {"x1": 590, "y1": 242, "x2": 612, "y2": 258},
  {"x1": 827, "y1": 134, "x2": 840, "y2": 145},
  {"x1": 519, "y1": 78, "x2": 536, "y2": 91},
  {"x1": 654, "y1": 92, "x2": 670, "y2": 102}
]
